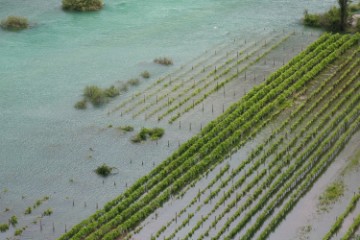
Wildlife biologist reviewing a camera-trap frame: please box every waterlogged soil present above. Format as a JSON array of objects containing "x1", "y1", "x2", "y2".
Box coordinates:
[{"x1": 268, "y1": 130, "x2": 360, "y2": 240}]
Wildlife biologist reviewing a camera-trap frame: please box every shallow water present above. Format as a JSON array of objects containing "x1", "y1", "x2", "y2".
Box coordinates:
[{"x1": 0, "y1": 0, "x2": 336, "y2": 239}]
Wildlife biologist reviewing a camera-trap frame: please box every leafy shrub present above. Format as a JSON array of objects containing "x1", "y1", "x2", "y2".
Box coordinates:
[
  {"x1": 0, "y1": 223, "x2": 9, "y2": 232},
  {"x1": 131, "y1": 127, "x2": 164, "y2": 143},
  {"x1": 141, "y1": 71, "x2": 150, "y2": 79},
  {"x1": 303, "y1": 7, "x2": 342, "y2": 32},
  {"x1": 1, "y1": 16, "x2": 29, "y2": 31},
  {"x1": 74, "y1": 99, "x2": 87, "y2": 109},
  {"x1": 154, "y1": 57, "x2": 173, "y2": 66},
  {"x1": 104, "y1": 85, "x2": 119, "y2": 98},
  {"x1": 14, "y1": 228, "x2": 23, "y2": 236},
  {"x1": 127, "y1": 78, "x2": 140, "y2": 86},
  {"x1": 84, "y1": 85, "x2": 105, "y2": 106},
  {"x1": 357, "y1": 19, "x2": 360, "y2": 32},
  {"x1": 24, "y1": 207, "x2": 32, "y2": 215},
  {"x1": 118, "y1": 126, "x2": 134, "y2": 132},
  {"x1": 95, "y1": 164, "x2": 117, "y2": 177},
  {"x1": 43, "y1": 208, "x2": 53, "y2": 216},
  {"x1": 9, "y1": 216, "x2": 18, "y2": 227},
  {"x1": 62, "y1": 0, "x2": 103, "y2": 11}
]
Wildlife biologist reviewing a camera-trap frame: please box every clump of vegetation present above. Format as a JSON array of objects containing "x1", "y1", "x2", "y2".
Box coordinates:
[
  {"x1": 62, "y1": 0, "x2": 103, "y2": 11},
  {"x1": 141, "y1": 71, "x2": 151, "y2": 79},
  {"x1": 74, "y1": 99, "x2": 87, "y2": 109},
  {"x1": 42, "y1": 208, "x2": 53, "y2": 216},
  {"x1": 1, "y1": 16, "x2": 29, "y2": 31},
  {"x1": 33, "y1": 196, "x2": 50, "y2": 209},
  {"x1": 118, "y1": 125, "x2": 134, "y2": 132},
  {"x1": 95, "y1": 164, "x2": 118, "y2": 177},
  {"x1": 24, "y1": 207, "x2": 32, "y2": 215},
  {"x1": 303, "y1": 0, "x2": 360, "y2": 32},
  {"x1": 303, "y1": 7, "x2": 341, "y2": 32},
  {"x1": 319, "y1": 181, "x2": 345, "y2": 211},
  {"x1": 0, "y1": 223, "x2": 9, "y2": 232},
  {"x1": 131, "y1": 127, "x2": 165, "y2": 143},
  {"x1": 104, "y1": 85, "x2": 120, "y2": 98},
  {"x1": 14, "y1": 227, "x2": 26, "y2": 236},
  {"x1": 84, "y1": 85, "x2": 105, "y2": 106},
  {"x1": 75, "y1": 85, "x2": 120, "y2": 109},
  {"x1": 127, "y1": 78, "x2": 140, "y2": 86},
  {"x1": 154, "y1": 57, "x2": 173, "y2": 66},
  {"x1": 9, "y1": 216, "x2": 18, "y2": 227}
]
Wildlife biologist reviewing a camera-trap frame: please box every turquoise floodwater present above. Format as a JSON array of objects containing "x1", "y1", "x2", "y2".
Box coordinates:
[{"x1": 0, "y1": 0, "x2": 335, "y2": 239}]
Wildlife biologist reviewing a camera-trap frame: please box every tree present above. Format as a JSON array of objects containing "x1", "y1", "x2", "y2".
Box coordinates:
[{"x1": 338, "y1": 0, "x2": 349, "y2": 31}]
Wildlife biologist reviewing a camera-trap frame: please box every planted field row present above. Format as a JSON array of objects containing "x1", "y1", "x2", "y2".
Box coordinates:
[
  {"x1": 323, "y1": 193, "x2": 360, "y2": 240},
  {"x1": 155, "y1": 55, "x2": 357, "y2": 239},
  {"x1": 58, "y1": 33, "x2": 360, "y2": 240},
  {"x1": 110, "y1": 31, "x2": 275, "y2": 115}
]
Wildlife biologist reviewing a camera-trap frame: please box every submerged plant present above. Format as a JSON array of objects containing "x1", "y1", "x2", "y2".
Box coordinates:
[
  {"x1": 9, "y1": 216, "x2": 18, "y2": 227},
  {"x1": 154, "y1": 57, "x2": 173, "y2": 66},
  {"x1": 0, "y1": 223, "x2": 9, "y2": 232},
  {"x1": 1, "y1": 16, "x2": 29, "y2": 31},
  {"x1": 43, "y1": 208, "x2": 53, "y2": 216},
  {"x1": 74, "y1": 99, "x2": 87, "y2": 109},
  {"x1": 118, "y1": 125, "x2": 134, "y2": 132},
  {"x1": 62, "y1": 0, "x2": 103, "y2": 11},
  {"x1": 104, "y1": 85, "x2": 119, "y2": 98},
  {"x1": 131, "y1": 127, "x2": 165, "y2": 143},
  {"x1": 141, "y1": 71, "x2": 151, "y2": 79},
  {"x1": 95, "y1": 164, "x2": 118, "y2": 177},
  {"x1": 127, "y1": 78, "x2": 140, "y2": 86}
]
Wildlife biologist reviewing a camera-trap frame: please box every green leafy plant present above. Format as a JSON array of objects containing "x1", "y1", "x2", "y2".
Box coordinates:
[
  {"x1": 62, "y1": 0, "x2": 103, "y2": 11},
  {"x1": 1, "y1": 16, "x2": 29, "y2": 31}
]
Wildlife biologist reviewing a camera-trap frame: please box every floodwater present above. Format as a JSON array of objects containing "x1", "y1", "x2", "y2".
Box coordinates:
[{"x1": 0, "y1": 0, "x2": 336, "y2": 239}]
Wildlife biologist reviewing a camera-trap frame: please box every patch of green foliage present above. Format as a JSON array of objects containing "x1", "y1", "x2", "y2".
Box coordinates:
[
  {"x1": 24, "y1": 207, "x2": 32, "y2": 215},
  {"x1": 118, "y1": 125, "x2": 134, "y2": 132},
  {"x1": 0, "y1": 223, "x2": 9, "y2": 232},
  {"x1": 77, "y1": 85, "x2": 120, "y2": 109},
  {"x1": 141, "y1": 71, "x2": 150, "y2": 79},
  {"x1": 95, "y1": 164, "x2": 117, "y2": 177},
  {"x1": 127, "y1": 78, "x2": 140, "y2": 86},
  {"x1": 154, "y1": 57, "x2": 173, "y2": 66},
  {"x1": 1, "y1": 16, "x2": 29, "y2": 31},
  {"x1": 43, "y1": 208, "x2": 53, "y2": 216},
  {"x1": 131, "y1": 127, "x2": 164, "y2": 143},
  {"x1": 9, "y1": 215, "x2": 18, "y2": 227},
  {"x1": 14, "y1": 228, "x2": 23, "y2": 236},
  {"x1": 319, "y1": 181, "x2": 345, "y2": 212},
  {"x1": 303, "y1": 7, "x2": 341, "y2": 32},
  {"x1": 62, "y1": 0, "x2": 103, "y2": 11},
  {"x1": 74, "y1": 99, "x2": 87, "y2": 109}
]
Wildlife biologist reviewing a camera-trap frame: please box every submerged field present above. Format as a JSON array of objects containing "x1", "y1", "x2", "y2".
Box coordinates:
[
  {"x1": 58, "y1": 33, "x2": 360, "y2": 240},
  {"x1": 2, "y1": 0, "x2": 360, "y2": 240}
]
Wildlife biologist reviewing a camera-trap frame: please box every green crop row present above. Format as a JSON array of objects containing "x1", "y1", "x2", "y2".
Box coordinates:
[
  {"x1": 58, "y1": 34, "x2": 358, "y2": 240},
  {"x1": 255, "y1": 115, "x2": 360, "y2": 240},
  {"x1": 215, "y1": 80, "x2": 360, "y2": 239},
  {"x1": 341, "y1": 211, "x2": 360, "y2": 240},
  {"x1": 226, "y1": 94, "x2": 360, "y2": 240},
  {"x1": 323, "y1": 194, "x2": 360, "y2": 240},
  {"x1": 165, "y1": 35, "x2": 358, "y2": 240},
  {"x1": 163, "y1": 33, "x2": 292, "y2": 123},
  {"x1": 146, "y1": 35, "x2": 278, "y2": 121}
]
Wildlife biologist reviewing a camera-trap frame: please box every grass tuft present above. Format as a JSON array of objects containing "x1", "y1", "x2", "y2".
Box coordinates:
[
  {"x1": 154, "y1": 57, "x2": 173, "y2": 66},
  {"x1": 62, "y1": 0, "x2": 103, "y2": 11}
]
